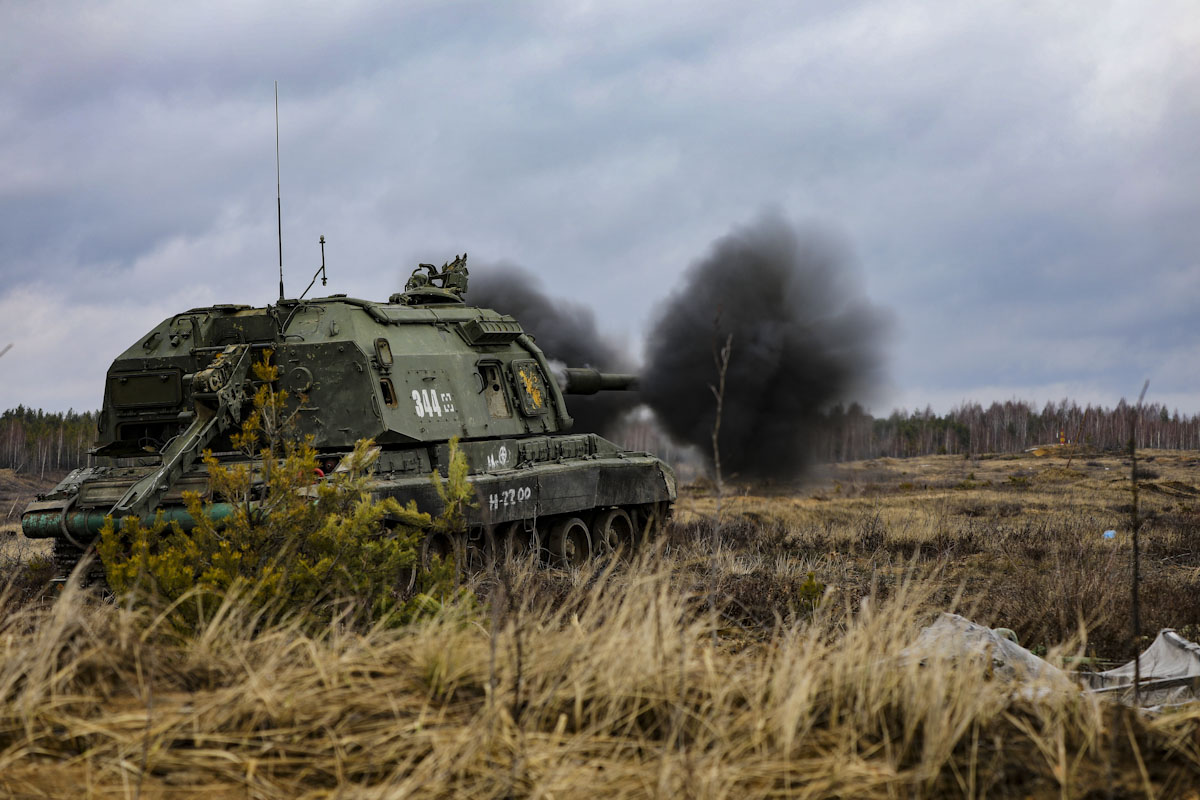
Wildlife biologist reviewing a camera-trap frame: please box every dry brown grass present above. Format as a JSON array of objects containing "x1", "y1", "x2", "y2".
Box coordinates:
[
  {"x1": 0, "y1": 450, "x2": 1198, "y2": 796},
  {"x1": 0, "y1": 524, "x2": 50, "y2": 562},
  {"x1": 675, "y1": 449, "x2": 1200, "y2": 656},
  {"x1": 0, "y1": 557, "x2": 1198, "y2": 798},
  {"x1": 0, "y1": 467, "x2": 59, "y2": 525}
]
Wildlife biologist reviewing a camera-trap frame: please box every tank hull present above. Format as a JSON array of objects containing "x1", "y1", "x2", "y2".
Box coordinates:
[
  {"x1": 24, "y1": 436, "x2": 676, "y2": 574},
  {"x1": 22, "y1": 276, "x2": 678, "y2": 577}
]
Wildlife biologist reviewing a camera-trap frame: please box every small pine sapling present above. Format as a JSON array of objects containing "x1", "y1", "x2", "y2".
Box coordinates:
[{"x1": 99, "y1": 353, "x2": 472, "y2": 629}]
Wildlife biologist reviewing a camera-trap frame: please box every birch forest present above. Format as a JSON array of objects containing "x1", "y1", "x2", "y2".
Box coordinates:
[
  {"x1": 815, "y1": 399, "x2": 1200, "y2": 461},
  {"x1": 0, "y1": 407, "x2": 98, "y2": 477},
  {"x1": 2, "y1": 399, "x2": 1199, "y2": 480},
  {"x1": 620, "y1": 399, "x2": 1200, "y2": 467}
]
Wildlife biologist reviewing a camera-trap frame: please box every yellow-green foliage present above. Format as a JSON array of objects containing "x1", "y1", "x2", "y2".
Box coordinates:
[
  {"x1": 797, "y1": 571, "x2": 825, "y2": 615},
  {"x1": 431, "y1": 433, "x2": 474, "y2": 535},
  {"x1": 98, "y1": 354, "x2": 472, "y2": 628}
]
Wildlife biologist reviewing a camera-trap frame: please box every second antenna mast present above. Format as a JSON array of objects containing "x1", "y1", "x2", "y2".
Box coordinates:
[{"x1": 275, "y1": 81, "x2": 284, "y2": 301}]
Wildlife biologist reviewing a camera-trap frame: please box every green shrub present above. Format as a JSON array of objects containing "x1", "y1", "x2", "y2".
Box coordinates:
[
  {"x1": 797, "y1": 571, "x2": 825, "y2": 615},
  {"x1": 98, "y1": 354, "x2": 471, "y2": 629}
]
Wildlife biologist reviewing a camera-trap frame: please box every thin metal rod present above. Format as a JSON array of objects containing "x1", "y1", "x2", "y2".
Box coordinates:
[
  {"x1": 275, "y1": 80, "x2": 284, "y2": 301},
  {"x1": 1130, "y1": 378, "x2": 1149, "y2": 704},
  {"x1": 298, "y1": 236, "x2": 328, "y2": 301}
]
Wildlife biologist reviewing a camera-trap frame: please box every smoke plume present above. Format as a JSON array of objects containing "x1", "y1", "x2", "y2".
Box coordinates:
[
  {"x1": 468, "y1": 264, "x2": 637, "y2": 435},
  {"x1": 640, "y1": 215, "x2": 888, "y2": 480}
]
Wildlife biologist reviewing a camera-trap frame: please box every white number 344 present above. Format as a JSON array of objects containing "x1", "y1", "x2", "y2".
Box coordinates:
[{"x1": 412, "y1": 389, "x2": 456, "y2": 418}]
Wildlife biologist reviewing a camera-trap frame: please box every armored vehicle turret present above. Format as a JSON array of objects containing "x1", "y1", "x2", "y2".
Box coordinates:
[{"x1": 23, "y1": 256, "x2": 675, "y2": 575}]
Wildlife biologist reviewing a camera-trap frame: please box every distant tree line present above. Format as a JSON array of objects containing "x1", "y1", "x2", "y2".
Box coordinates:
[
  {"x1": 816, "y1": 399, "x2": 1200, "y2": 461},
  {"x1": 619, "y1": 399, "x2": 1200, "y2": 469},
  {"x1": 0, "y1": 407, "x2": 98, "y2": 477},
  {"x1": 3, "y1": 397, "x2": 1198, "y2": 480}
]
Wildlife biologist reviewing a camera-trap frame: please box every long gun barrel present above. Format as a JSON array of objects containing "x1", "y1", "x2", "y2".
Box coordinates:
[{"x1": 562, "y1": 368, "x2": 639, "y2": 395}]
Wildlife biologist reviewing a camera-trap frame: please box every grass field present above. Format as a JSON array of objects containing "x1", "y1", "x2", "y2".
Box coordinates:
[
  {"x1": 0, "y1": 448, "x2": 1198, "y2": 797},
  {"x1": 673, "y1": 447, "x2": 1200, "y2": 657}
]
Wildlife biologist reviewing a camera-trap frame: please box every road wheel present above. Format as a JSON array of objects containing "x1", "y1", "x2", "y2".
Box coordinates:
[
  {"x1": 492, "y1": 522, "x2": 540, "y2": 566},
  {"x1": 395, "y1": 564, "x2": 418, "y2": 596},
  {"x1": 547, "y1": 517, "x2": 592, "y2": 569},
  {"x1": 636, "y1": 502, "x2": 670, "y2": 544},
  {"x1": 421, "y1": 531, "x2": 462, "y2": 572},
  {"x1": 593, "y1": 508, "x2": 635, "y2": 558},
  {"x1": 462, "y1": 533, "x2": 488, "y2": 573}
]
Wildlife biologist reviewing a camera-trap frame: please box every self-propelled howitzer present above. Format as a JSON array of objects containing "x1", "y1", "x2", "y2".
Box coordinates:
[{"x1": 23, "y1": 256, "x2": 675, "y2": 575}]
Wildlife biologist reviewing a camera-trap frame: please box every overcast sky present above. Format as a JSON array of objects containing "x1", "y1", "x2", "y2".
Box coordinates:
[{"x1": 2, "y1": 1, "x2": 1197, "y2": 415}]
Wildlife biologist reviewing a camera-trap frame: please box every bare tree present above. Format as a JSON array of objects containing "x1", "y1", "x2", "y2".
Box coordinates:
[
  {"x1": 707, "y1": 332, "x2": 733, "y2": 642},
  {"x1": 1128, "y1": 379, "x2": 1149, "y2": 702},
  {"x1": 709, "y1": 332, "x2": 733, "y2": 544}
]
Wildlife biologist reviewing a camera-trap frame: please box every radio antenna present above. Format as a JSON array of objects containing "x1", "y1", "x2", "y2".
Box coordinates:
[
  {"x1": 275, "y1": 80, "x2": 285, "y2": 301},
  {"x1": 298, "y1": 235, "x2": 328, "y2": 301}
]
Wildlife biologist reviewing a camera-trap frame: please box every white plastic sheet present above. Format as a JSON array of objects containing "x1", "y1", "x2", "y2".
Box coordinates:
[
  {"x1": 1085, "y1": 630, "x2": 1200, "y2": 708},
  {"x1": 910, "y1": 614, "x2": 1200, "y2": 709}
]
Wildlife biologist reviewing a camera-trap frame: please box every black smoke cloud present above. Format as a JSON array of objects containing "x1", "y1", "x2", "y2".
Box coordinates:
[
  {"x1": 467, "y1": 264, "x2": 637, "y2": 435},
  {"x1": 640, "y1": 215, "x2": 889, "y2": 480}
]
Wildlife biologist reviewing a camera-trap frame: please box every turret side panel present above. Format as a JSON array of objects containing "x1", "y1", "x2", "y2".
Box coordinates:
[
  {"x1": 344, "y1": 314, "x2": 559, "y2": 444},
  {"x1": 277, "y1": 342, "x2": 385, "y2": 449}
]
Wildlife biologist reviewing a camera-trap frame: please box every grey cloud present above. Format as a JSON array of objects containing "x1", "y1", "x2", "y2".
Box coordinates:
[{"x1": 1, "y1": 0, "x2": 1198, "y2": 415}]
